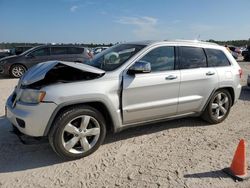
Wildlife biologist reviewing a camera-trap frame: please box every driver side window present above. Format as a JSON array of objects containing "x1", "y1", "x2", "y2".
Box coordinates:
[
  {"x1": 30, "y1": 48, "x2": 50, "y2": 56},
  {"x1": 140, "y1": 46, "x2": 175, "y2": 72}
]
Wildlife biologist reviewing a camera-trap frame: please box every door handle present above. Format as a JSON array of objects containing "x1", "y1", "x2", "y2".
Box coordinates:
[
  {"x1": 206, "y1": 71, "x2": 215, "y2": 76},
  {"x1": 165, "y1": 75, "x2": 177, "y2": 80}
]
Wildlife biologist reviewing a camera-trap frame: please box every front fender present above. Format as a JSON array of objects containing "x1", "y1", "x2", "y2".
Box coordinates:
[{"x1": 43, "y1": 98, "x2": 122, "y2": 136}]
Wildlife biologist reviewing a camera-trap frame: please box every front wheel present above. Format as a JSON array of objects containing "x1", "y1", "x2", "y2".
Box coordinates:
[
  {"x1": 10, "y1": 64, "x2": 26, "y2": 78},
  {"x1": 49, "y1": 105, "x2": 106, "y2": 160},
  {"x1": 202, "y1": 89, "x2": 232, "y2": 124}
]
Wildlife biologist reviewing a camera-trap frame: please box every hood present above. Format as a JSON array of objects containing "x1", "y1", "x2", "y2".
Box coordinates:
[
  {"x1": 21, "y1": 61, "x2": 105, "y2": 86},
  {"x1": 0, "y1": 55, "x2": 18, "y2": 62}
]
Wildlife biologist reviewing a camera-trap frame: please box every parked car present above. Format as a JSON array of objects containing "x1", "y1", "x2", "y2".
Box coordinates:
[
  {"x1": 0, "y1": 45, "x2": 92, "y2": 78},
  {"x1": 10, "y1": 46, "x2": 34, "y2": 55},
  {"x1": 92, "y1": 46, "x2": 109, "y2": 55},
  {"x1": 0, "y1": 51, "x2": 10, "y2": 59},
  {"x1": 242, "y1": 46, "x2": 250, "y2": 61},
  {"x1": 228, "y1": 46, "x2": 240, "y2": 59},
  {"x1": 6, "y1": 40, "x2": 242, "y2": 160}
]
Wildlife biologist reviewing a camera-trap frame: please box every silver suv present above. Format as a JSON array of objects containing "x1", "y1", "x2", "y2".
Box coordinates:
[{"x1": 6, "y1": 40, "x2": 242, "y2": 160}]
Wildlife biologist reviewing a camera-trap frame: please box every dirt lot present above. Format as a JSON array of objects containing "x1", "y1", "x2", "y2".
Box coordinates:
[{"x1": 0, "y1": 62, "x2": 250, "y2": 188}]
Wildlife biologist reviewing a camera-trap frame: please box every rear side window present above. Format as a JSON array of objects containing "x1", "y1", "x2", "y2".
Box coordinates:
[
  {"x1": 140, "y1": 46, "x2": 175, "y2": 72},
  {"x1": 51, "y1": 47, "x2": 68, "y2": 55},
  {"x1": 179, "y1": 47, "x2": 207, "y2": 69},
  {"x1": 68, "y1": 47, "x2": 85, "y2": 54},
  {"x1": 205, "y1": 49, "x2": 230, "y2": 67}
]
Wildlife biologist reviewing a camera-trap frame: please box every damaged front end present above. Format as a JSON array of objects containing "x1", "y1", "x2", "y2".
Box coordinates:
[
  {"x1": 11, "y1": 60, "x2": 105, "y2": 107},
  {"x1": 6, "y1": 61, "x2": 106, "y2": 137},
  {"x1": 20, "y1": 61, "x2": 105, "y2": 89}
]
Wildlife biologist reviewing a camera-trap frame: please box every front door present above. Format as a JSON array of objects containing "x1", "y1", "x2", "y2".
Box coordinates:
[{"x1": 122, "y1": 46, "x2": 180, "y2": 124}]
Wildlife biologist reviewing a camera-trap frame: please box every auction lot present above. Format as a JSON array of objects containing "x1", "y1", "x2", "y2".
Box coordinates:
[{"x1": 0, "y1": 62, "x2": 249, "y2": 188}]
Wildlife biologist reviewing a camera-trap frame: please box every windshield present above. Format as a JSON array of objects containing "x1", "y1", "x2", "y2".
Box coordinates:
[{"x1": 85, "y1": 44, "x2": 146, "y2": 71}]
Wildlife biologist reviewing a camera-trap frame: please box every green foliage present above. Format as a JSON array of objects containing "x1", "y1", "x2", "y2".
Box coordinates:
[
  {"x1": 0, "y1": 42, "x2": 114, "y2": 49},
  {"x1": 207, "y1": 39, "x2": 250, "y2": 47}
]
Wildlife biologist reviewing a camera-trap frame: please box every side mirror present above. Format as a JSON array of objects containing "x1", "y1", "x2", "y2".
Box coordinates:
[{"x1": 128, "y1": 60, "x2": 151, "y2": 75}]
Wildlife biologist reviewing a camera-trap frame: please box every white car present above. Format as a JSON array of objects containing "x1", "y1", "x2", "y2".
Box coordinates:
[{"x1": 6, "y1": 40, "x2": 242, "y2": 160}]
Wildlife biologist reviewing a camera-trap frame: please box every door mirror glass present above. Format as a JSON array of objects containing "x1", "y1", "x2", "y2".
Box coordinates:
[{"x1": 128, "y1": 60, "x2": 151, "y2": 74}]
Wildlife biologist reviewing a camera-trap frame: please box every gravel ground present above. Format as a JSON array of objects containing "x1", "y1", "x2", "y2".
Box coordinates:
[{"x1": 0, "y1": 62, "x2": 250, "y2": 188}]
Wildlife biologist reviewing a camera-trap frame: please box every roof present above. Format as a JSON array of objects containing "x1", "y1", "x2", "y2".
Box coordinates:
[{"x1": 126, "y1": 40, "x2": 219, "y2": 47}]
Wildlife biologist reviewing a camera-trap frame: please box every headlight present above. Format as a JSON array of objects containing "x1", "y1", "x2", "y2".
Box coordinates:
[{"x1": 19, "y1": 89, "x2": 46, "y2": 104}]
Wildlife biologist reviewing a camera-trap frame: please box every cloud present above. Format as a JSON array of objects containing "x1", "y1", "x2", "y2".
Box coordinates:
[
  {"x1": 116, "y1": 16, "x2": 159, "y2": 39},
  {"x1": 117, "y1": 16, "x2": 157, "y2": 26},
  {"x1": 172, "y1": 19, "x2": 182, "y2": 24},
  {"x1": 70, "y1": 5, "x2": 78, "y2": 12},
  {"x1": 100, "y1": 10, "x2": 107, "y2": 15}
]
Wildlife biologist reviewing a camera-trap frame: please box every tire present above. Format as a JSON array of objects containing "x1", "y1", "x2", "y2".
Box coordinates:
[
  {"x1": 49, "y1": 105, "x2": 106, "y2": 160},
  {"x1": 10, "y1": 64, "x2": 26, "y2": 78},
  {"x1": 202, "y1": 89, "x2": 232, "y2": 124}
]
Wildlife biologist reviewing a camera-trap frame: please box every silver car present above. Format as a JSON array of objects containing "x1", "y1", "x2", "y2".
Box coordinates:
[{"x1": 6, "y1": 40, "x2": 242, "y2": 160}]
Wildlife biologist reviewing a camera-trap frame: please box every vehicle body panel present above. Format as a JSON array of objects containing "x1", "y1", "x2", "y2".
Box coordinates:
[{"x1": 122, "y1": 70, "x2": 180, "y2": 124}]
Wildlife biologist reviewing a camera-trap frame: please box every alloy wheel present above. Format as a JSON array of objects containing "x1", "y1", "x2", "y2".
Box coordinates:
[
  {"x1": 11, "y1": 65, "x2": 26, "y2": 78},
  {"x1": 211, "y1": 92, "x2": 229, "y2": 120},
  {"x1": 61, "y1": 115, "x2": 101, "y2": 154}
]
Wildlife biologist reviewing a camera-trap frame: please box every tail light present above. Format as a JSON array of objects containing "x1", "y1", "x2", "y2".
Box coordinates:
[{"x1": 239, "y1": 68, "x2": 243, "y2": 79}]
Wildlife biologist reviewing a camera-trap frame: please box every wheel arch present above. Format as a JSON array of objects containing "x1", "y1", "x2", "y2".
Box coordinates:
[
  {"x1": 44, "y1": 101, "x2": 115, "y2": 136},
  {"x1": 9, "y1": 63, "x2": 27, "y2": 75},
  {"x1": 201, "y1": 86, "x2": 235, "y2": 113}
]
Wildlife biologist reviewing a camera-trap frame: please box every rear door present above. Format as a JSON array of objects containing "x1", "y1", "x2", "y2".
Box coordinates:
[
  {"x1": 205, "y1": 48, "x2": 235, "y2": 89},
  {"x1": 50, "y1": 47, "x2": 69, "y2": 61},
  {"x1": 67, "y1": 47, "x2": 86, "y2": 62},
  {"x1": 177, "y1": 46, "x2": 218, "y2": 114},
  {"x1": 122, "y1": 46, "x2": 180, "y2": 124}
]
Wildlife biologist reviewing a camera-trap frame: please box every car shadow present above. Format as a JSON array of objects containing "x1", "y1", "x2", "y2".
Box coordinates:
[
  {"x1": 184, "y1": 169, "x2": 230, "y2": 179},
  {"x1": 0, "y1": 75, "x2": 16, "y2": 80},
  {"x1": 0, "y1": 116, "x2": 63, "y2": 173},
  {"x1": 239, "y1": 86, "x2": 250, "y2": 101},
  {"x1": 0, "y1": 114, "x2": 209, "y2": 173},
  {"x1": 104, "y1": 117, "x2": 209, "y2": 144}
]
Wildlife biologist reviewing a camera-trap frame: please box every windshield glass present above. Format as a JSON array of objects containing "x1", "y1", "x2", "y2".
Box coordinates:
[{"x1": 85, "y1": 44, "x2": 146, "y2": 71}]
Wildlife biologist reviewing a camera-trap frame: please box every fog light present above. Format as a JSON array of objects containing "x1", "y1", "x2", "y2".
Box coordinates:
[{"x1": 16, "y1": 118, "x2": 25, "y2": 128}]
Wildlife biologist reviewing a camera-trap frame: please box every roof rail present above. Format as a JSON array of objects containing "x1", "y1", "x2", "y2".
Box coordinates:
[{"x1": 164, "y1": 39, "x2": 219, "y2": 46}]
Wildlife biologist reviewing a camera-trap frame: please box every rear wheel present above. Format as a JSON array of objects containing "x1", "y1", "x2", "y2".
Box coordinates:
[
  {"x1": 49, "y1": 105, "x2": 106, "y2": 160},
  {"x1": 202, "y1": 89, "x2": 232, "y2": 124},
  {"x1": 10, "y1": 64, "x2": 26, "y2": 78}
]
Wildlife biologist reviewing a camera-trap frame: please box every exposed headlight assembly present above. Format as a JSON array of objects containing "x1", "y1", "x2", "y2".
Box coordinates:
[{"x1": 19, "y1": 89, "x2": 46, "y2": 104}]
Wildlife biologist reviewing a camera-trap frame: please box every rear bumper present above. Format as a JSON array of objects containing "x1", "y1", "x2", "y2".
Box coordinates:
[
  {"x1": 234, "y1": 84, "x2": 242, "y2": 104},
  {"x1": 6, "y1": 94, "x2": 57, "y2": 137}
]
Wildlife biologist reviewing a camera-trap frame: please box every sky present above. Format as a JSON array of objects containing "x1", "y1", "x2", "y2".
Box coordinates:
[{"x1": 0, "y1": 0, "x2": 250, "y2": 43}]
